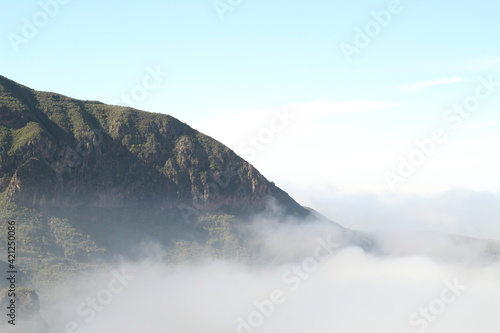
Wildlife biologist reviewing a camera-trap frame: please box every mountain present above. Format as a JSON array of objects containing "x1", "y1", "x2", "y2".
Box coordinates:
[
  {"x1": 0, "y1": 75, "x2": 307, "y2": 216},
  {"x1": 0, "y1": 75, "x2": 325, "y2": 282}
]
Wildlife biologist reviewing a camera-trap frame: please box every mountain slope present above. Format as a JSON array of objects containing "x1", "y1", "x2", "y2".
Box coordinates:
[
  {"x1": 0, "y1": 75, "x2": 316, "y2": 280},
  {"x1": 0, "y1": 75, "x2": 307, "y2": 217}
]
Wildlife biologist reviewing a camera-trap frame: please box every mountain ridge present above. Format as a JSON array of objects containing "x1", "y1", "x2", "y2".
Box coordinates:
[{"x1": 0, "y1": 74, "x2": 308, "y2": 217}]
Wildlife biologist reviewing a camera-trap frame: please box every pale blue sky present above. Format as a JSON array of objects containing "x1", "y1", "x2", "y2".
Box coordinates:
[
  {"x1": 2, "y1": 0, "x2": 500, "y2": 119},
  {"x1": 2, "y1": 0, "x2": 499, "y2": 237}
]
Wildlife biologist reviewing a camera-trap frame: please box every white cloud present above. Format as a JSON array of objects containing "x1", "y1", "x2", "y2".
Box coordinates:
[
  {"x1": 194, "y1": 100, "x2": 397, "y2": 133},
  {"x1": 291, "y1": 100, "x2": 398, "y2": 116},
  {"x1": 397, "y1": 77, "x2": 465, "y2": 92},
  {"x1": 39, "y1": 218, "x2": 500, "y2": 333},
  {"x1": 192, "y1": 100, "x2": 398, "y2": 169},
  {"x1": 292, "y1": 189, "x2": 500, "y2": 240}
]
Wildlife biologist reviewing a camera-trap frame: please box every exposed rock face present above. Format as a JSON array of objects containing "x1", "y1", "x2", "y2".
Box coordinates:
[{"x1": 0, "y1": 289, "x2": 49, "y2": 333}]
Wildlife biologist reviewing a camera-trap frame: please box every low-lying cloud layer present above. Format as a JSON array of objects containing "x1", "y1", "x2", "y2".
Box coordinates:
[
  {"x1": 37, "y1": 216, "x2": 500, "y2": 333},
  {"x1": 293, "y1": 189, "x2": 500, "y2": 240}
]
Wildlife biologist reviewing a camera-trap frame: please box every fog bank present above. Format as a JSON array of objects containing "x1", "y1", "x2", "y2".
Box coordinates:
[{"x1": 37, "y1": 216, "x2": 500, "y2": 333}]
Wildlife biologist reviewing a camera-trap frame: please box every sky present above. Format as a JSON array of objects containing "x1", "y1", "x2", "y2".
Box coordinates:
[{"x1": 1, "y1": 0, "x2": 499, "y2": 238}]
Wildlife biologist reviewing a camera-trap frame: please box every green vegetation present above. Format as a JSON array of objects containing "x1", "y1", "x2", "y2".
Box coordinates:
[
  {"x1": 48, "y1": 217, "x2": 106, "y2": 260},
  {"x1": 0, "y1": 126, "x2": 12, "y2": 152},
  {"x1": 0, "y1": 198, "x2": 105, "y2": 287},
  {"x1": 168, "y1": 213, "x2": 248, "y2": 263},
  {"x1": 9, "y1": 122, "x2": 45, "y2": 155}
]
